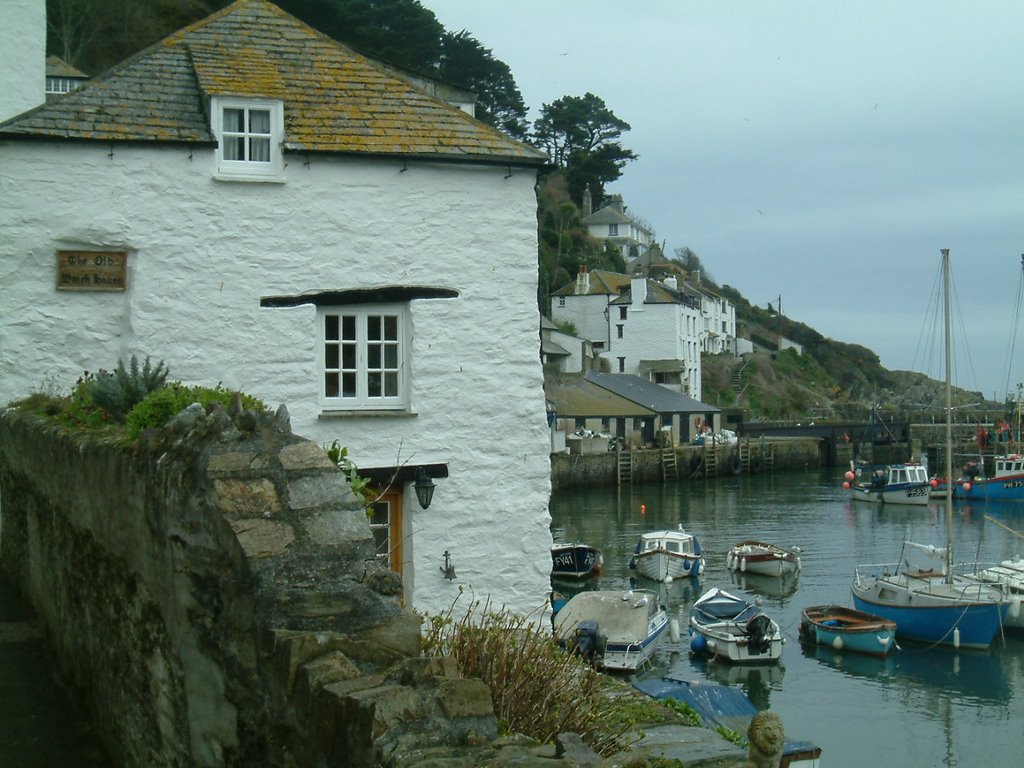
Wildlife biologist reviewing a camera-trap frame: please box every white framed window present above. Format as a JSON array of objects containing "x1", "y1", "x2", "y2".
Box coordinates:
[
  {"x1": 211, "y1": 97, "x2": 284, "y2": 181},
  {"x1": 319, "y1": 304, "x2": 408, "y2": 411},
  {"x1": 608, "y1": 224, "x2": 619, "y2": 236}
]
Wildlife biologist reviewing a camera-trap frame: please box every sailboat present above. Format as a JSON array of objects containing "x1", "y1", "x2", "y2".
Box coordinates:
[{"x1": 851, "y1": 249, "x2": 1009, "y2": 649}]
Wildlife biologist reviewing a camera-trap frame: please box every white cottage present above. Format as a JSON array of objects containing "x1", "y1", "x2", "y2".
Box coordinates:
[{"x1": 0, "y1": 0, "x2": 553, "y2": 617}]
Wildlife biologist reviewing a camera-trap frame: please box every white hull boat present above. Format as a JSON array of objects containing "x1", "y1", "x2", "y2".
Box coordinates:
[
  {"x1": 630, "y1": 525, "x2": 703, "y2": 582},
  {"x1": 688, "y1": 587, "x2": 784, "y2": 664},
  {"x1": 553, "y1": 589, "x2": 670, "y2": 672}
]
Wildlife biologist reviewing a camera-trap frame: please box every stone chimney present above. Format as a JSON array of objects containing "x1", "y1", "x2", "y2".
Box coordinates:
[
  {"x1": 575, "y1": 265, "x2": 590, "y2": 295},
  {"x1": 582, "y1": 188, "x2": 592, "y2": 218},
  {"x1": 664, "y1": 275, "x2": 678, "y2": 292},
  {"x1": 0, "y1": 0, "x2": 46, "y2": 123},
  {"x1": 607, "y1": 195, "x2": 625, "y2": 214}
]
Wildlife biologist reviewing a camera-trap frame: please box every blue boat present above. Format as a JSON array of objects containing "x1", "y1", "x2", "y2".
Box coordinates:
[
  {"x1": 798, "y1": 605, "x2": 897, "y2": 656},
  {"x1": 851, "y1": 251, "x2": 1010, "y2": 651},
  {"x1": 950, "y1": 454, "x2": 1024, "y2": 503}
]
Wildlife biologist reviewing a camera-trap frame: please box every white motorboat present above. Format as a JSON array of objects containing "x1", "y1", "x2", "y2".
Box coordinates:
[
  {"x1": 552, "y1": 589, "x2": 670, "y2": 672},
  {"x1": 688, "y1": 586, "x2": 784, "y2": 664},
  {"x1": 629, "y1": 525, "x2": 703, "y2": 582}
]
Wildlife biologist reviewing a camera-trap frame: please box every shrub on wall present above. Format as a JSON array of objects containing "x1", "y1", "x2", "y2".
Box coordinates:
[{"x1": 125, "y1": 383, "x2": 266, "y2": 438}]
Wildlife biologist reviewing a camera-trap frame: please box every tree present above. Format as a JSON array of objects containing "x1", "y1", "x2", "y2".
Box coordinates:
[
  {"x1": 534, "y1": 93, "x2": 637, "y2": 205},
  {"x1": 439, "y1": 30, "x2": 529, "y2": 141},
  {"x1": 321, "y1": 0, "x2": 444, "y2": 73}
]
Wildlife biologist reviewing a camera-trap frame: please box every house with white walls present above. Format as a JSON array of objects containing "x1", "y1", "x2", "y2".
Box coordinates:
[
  {"x1": 0, "y1": 0, "x2": 553, "y2": 617},
  {"x1": 551, "y1": 263, "x2": 739, "y2": 401},
  {"x1": 580, "y1": 193, "x2": 654, "y2": 262},
  {"x1": 550, "y1": 267, "x2": 631, "y2": 352}
]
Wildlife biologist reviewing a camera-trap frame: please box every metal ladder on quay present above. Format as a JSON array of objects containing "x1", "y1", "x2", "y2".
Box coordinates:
[{"x1": 661, "y1": 448, "x2": 678, "y2": 481}]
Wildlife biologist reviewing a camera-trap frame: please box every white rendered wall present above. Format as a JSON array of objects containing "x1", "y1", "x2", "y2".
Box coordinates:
[
  {"x1": 0, "y1": 0, "x2": 45, "y2": 122},
  {"x1": 551, "y1": 294, "x2": 611, "y2": 349},
  {"x1": 0, "y1": 141, "x2": 553, "y2": 618}
]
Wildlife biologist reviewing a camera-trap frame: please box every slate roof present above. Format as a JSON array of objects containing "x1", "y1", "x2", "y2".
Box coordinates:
[
  {"x1": 1, "y1": 0, "x2": 547, "y2": 166},
  {"x1": 585, "y1": 372, "x2": 717, "y2": 414},
  {"x1": 581, "y1": 206, "x2": 631, "y2": 225},
  {"x1": 550, "y1": 269, "x2": 631, "y2": 297},
  {"x1": 545, "y1": 377, "x2": 654, "y2": 418}
]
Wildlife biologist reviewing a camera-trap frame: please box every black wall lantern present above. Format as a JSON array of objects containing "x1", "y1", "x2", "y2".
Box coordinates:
[{"x1": 414, "y1": 467, "x2": 436, "y2": 510}]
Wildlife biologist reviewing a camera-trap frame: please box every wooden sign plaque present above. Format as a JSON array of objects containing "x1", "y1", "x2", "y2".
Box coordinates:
[{"x1": 56, "y1": 251, "x2": 128, "y2": 292}]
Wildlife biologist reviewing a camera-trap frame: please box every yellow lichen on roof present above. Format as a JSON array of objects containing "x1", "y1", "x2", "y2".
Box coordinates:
[{"x1": 2, "y1": 0, "x2": 546, "y2": 164}]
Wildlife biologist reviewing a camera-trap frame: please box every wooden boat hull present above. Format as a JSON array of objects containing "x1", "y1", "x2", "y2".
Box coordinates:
[
  {"x1": 633, "y1": 551, "x2": 702, "y2": 582},
  {"x1": 727, "y1": 541, "x2": 801, "y2": 578},
  {"x1": 798, "y1": 605, "x2": 897, "y2": 656}
]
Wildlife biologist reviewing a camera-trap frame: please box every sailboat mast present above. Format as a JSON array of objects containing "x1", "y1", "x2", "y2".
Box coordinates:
[{"x1": 942, "y1": 248, "x2": 954, "y2": 583}]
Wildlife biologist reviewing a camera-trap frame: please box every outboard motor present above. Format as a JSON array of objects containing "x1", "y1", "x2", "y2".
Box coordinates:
[
  {"x1": 745, "y1": 613, "x2": 773, "y2": 655},
  {"x1": 572, "y1": 620, "x2": 606, "y2": 666}
]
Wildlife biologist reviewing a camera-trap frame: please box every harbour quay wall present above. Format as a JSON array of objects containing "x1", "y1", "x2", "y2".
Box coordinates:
[
  {"x1": 551, "y1": 437, "x2": 823, "y2": 490},
  {"x1": 0, "y1": 406, "x2": 500, "y2": 768}
]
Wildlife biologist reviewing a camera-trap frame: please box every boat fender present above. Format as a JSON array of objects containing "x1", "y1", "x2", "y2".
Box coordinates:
[
  {"x1": 693, "y1": 559, "x2": 701, "y2": 577},
  {"x1": 628, "y1": 557, "x2": 637, "y2": 570},
  {"x1": 726, "y1": 552, "x2": 734, "y2": 570},
  {"x1": 832, "y1": 635, "x2": 844, "y2": 650},
  {"x1": 665, "y1": 575, "x2": 674, "y2": 584},
  {"x1": 740, "y1": 557, "x2": 747, "y2": 573},
  {"x1": 690, "y1": 633, "x2": 707, "y2": 654},
  {"x1": 670, "y1": 618, "x2": 681, "y2": 643},
  {"x1": 953, "y1": 627, "x2": 960, "y2": 649},
  {"x1": 1010, "y1": 596, "x2": 1022, "y2": 621}
]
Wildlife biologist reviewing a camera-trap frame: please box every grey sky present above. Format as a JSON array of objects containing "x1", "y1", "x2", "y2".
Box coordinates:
[{"x1": 427, "y1": 1, "x2": 1024, "y2": 401}]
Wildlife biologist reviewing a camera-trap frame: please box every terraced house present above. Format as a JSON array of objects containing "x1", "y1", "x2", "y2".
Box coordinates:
[{"x1": 0, "y1": 0, "x2": 553, "y2": 616}]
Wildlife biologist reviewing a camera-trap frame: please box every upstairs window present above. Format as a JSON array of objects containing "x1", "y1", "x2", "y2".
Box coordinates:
[
  {"x1": 320, "y1": 305, "x2": 408, "y2": 411},
  {"x1": 212, "y1": 97, "x2": 284, "y2": 181},
  {"x1": 609, "y1": 224, "x2": 619, "y2": 236}
]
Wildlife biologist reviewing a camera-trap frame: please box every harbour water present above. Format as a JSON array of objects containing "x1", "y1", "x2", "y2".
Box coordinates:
[{"x1": 550, "y1": 469, "x2": 1024, "y2": 767}]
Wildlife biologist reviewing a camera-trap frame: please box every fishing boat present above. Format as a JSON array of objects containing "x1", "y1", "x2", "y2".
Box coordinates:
[
  {"x1": 727, "y1": 540, "x2": 801, "y2": 577},
  {"x1": 951, "y1": 454, "x2": 1024, "y2": 503},
  {"x1": 688, "y1": 586, "x2": 784, "y2": 664},
  {"x1": 843, "y1": 461, "x2": 931, "y2": 505},
  {"x1": 552, "y1": 589, "x2": 671, "y2": 672},
  {"x1": 798, "y1": 604, "x2": 897, "y2": 656},
  {"x1": 629, "y1": 525, "x2": 703, "y2": 582},
  {"x1": 550, "y1": 542, "x2": 603, "y2": 579},
  {"x1": 851, "y1": 249, "x2": 1009, "y2": 649}
]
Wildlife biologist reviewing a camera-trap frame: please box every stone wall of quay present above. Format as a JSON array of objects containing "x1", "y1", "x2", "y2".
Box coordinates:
[{"x1": 551, "y1": 437, "x2": 824, "y2": 490}]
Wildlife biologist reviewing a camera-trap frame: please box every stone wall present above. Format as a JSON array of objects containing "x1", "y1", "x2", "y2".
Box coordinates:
[
  {"x1": 0, "y1": 404, "x2": 498, "y2": 767},
  {"x1": 551, "y1": 437, "x2": 823, "y2": 489}
]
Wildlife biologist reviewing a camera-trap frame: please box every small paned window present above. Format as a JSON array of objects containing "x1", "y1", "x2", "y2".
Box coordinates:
[
  {"x1": 320, "y1": 305, "x2": 407, "y2": 411},
  {"x1": 212, "y1": 97, "x2": 284, "y2": 181}
]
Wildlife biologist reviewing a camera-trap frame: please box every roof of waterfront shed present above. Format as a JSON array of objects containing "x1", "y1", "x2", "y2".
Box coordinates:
[
  {"x1": 585, "y1": 372, "x2": 718, "y2": 414},
  {"x1": 0, "y1": 0, "x2": 547, "y2": 165}
]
